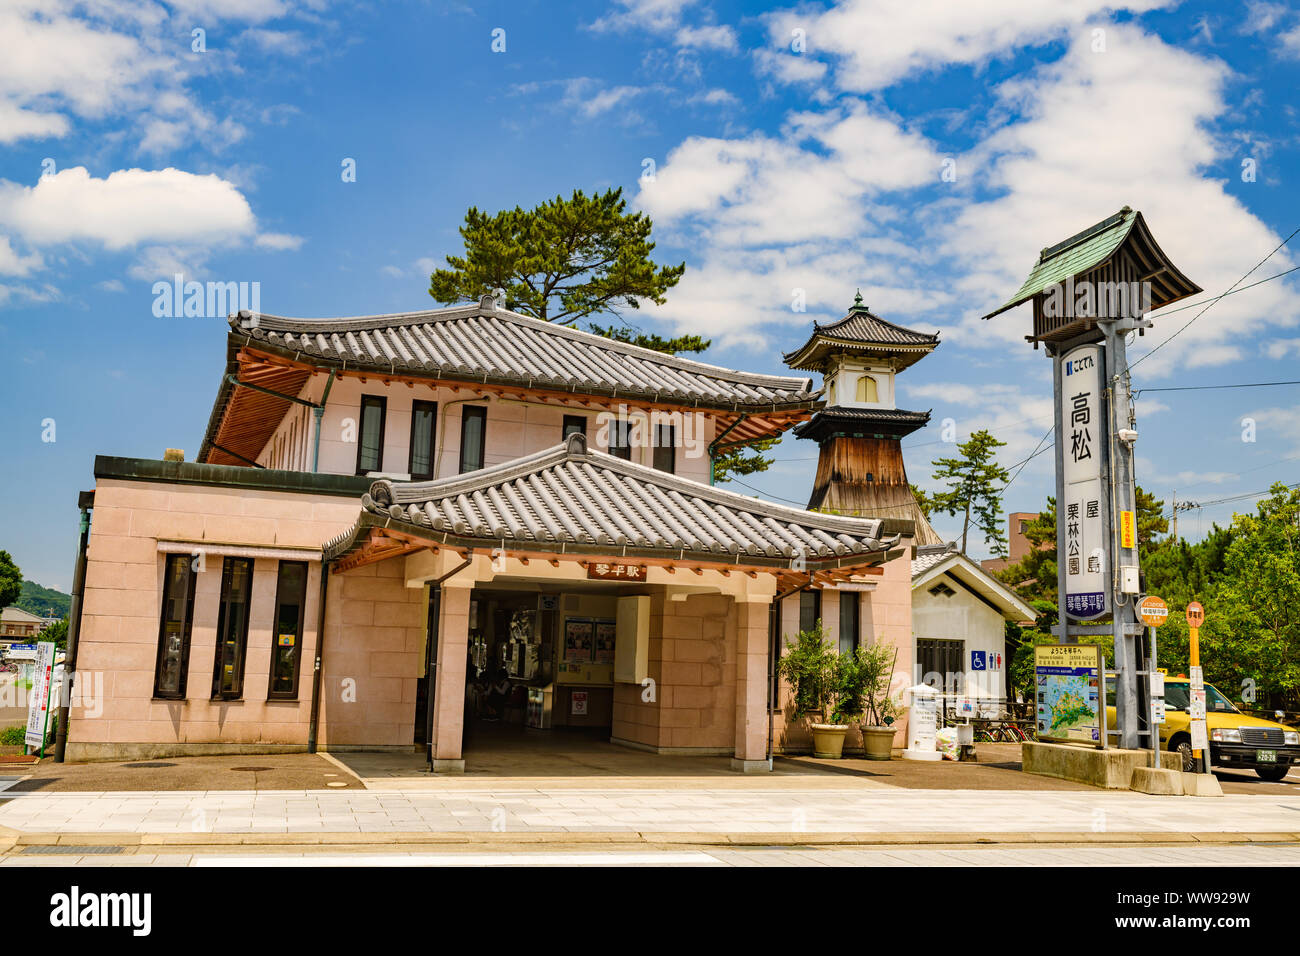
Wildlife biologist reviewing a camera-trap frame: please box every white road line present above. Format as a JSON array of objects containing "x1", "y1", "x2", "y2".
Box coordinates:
[{"x1": 192, "y1": 851, "x2": 724, "y2": 867}]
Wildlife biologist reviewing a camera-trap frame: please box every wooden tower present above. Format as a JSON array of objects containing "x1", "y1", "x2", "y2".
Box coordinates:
[{"x1": 784, "y1": 293, "x2": 943, "y2": 545}]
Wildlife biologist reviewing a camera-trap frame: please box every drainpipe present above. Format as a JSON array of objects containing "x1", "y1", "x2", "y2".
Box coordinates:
[
  {"x1": 312, "y1": 371, "x2": 335, "y2": 473},
  {"x1": 54, "y1": 492, "x2": 93, "y2": 763},
  {"x1": 306, "y1": 558, "x2": 332, "y2": 753},
  {"x1": 708, "y1": 414, "x2": 748, "y2": 486},
  {"x1": 425, "y1": 553, "x2": 474, "y2": 769},
  {"x1": 767, "y1": 574, "x2": 812, "y2": 766}
]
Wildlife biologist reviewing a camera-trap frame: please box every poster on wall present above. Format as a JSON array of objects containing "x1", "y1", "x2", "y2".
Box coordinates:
[
  {"x1": 571, "y1": 690, "x2": 589, "y2": 716},
  {"x1": 564, "y1": 618, "x2": 593, "y2": 663},
  {"x1": 592, "y1": 620, "x2": 616, "y2": 664}
]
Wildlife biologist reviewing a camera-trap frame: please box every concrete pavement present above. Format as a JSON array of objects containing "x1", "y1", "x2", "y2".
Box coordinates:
[
  {"x1": 5, "y1": 843, "x2": 1300, "y2": 867},
  {"x1": 3, "y1": 785, "x2": 1300, "y2": 840}
]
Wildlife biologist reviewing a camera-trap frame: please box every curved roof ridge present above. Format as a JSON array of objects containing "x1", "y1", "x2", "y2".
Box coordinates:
[
  {"x1": 369, "y1": 432, "x2": 894, "y2": 536},
  {"x1": 230, "y1": 302, "x2": 815, "y2": 393}
]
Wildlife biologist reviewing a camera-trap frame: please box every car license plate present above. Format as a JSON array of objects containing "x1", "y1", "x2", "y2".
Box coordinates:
[{"x1": 1257, "y1": 749, "x2": 1277, "y2": 763}]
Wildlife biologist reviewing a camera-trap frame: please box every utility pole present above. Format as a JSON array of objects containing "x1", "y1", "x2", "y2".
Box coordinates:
[{"x1": 1100, "y1": 316, "x2": 1144, "y2": 750}]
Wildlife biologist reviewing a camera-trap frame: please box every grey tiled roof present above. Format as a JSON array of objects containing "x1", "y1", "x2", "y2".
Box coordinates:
[
  {"x1": 811, "y1": 309, "x2": 940, "y2": 346},
  {"x1": 911, "y1": 543, "x2": 959, "y2": 578},
  {"x1": 784, "y1": 306, "x2": 939, "y2": 371},
  {"x1": 792, "y1": 406, "x2": 931, "y2": 438},
  {"x1": 324, "y1": 433, "x2": 899, "y2": 567},
  {"x1": 232, "y1": 297, "x2": 818, "y2": 410}
]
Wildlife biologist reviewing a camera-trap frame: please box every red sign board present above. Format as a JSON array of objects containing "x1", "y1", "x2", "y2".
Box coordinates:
[
  {"x1": 1186, "y1": 601, "x2": 1205, "y2": 628},
  {"x1": 586, "y1": 562, "x2": 647, "y2": 582}
]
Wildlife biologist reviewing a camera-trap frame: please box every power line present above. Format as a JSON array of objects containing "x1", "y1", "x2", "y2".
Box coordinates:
[
  {"x1": 1132, "y1": 223, "x2": 1300, "y2": 369},
  {"x1": 1002, "y1": 425, "x2": 1055, "y2": 493},
  {"x1": 1145, "y1": 263, "x2": 1300, "y2": 317},
  {"x1": 1161, "y1": 480, "x2": 1300, "y2": 518},
  {"x1": 723, "y1": 476, "x2": 810, "y2": 506},
  {"x1": 1135, "y1": 379, "x2": 1300, "y2": 395}
]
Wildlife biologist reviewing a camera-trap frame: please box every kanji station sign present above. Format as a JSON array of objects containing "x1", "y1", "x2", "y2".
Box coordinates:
[
  {"x1": 586, "y1": 562, "x2": 647, "y2": 582},
  {"x1": 1060, "y1": 343, "x2": 1109, "y2": 621},
  {"x1": 1137, "y1": 595, "x2": 1168, "y2": 628}
]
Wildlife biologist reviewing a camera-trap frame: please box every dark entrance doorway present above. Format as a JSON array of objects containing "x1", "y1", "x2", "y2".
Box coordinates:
[{"x1": 413, "y1": 587, "x2": 438, "y2": 746}]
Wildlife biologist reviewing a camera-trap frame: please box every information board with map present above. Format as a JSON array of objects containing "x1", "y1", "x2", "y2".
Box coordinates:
[{"x1": 1034, "y1": 643, "x2": 1104, "y2": 746}]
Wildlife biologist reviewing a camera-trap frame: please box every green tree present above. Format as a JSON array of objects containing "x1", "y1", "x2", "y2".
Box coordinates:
[
  {"x1": 429, "y1": 187, "x2": 685, "y2": 328},
  {"x1": 910, "y1": 484, "x2": 935, "y2": 519},
  {"x1": 711, "y1": 437, "x2": 781, "y2": 485},
  {"x1": 1207, "y1": 483, "x2": 1300, "y2": 708},
  {"x1": 0, "y1": 551, "x2": 21, "y2": 610},
  {"x1": 927, "y1": 430, "x2": 1010, "y2": 557},
  {"x1": 41, "y1": 617, "x2": 68, "y2": 650}
]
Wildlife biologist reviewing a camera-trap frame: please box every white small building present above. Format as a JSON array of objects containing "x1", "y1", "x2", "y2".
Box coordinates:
[{"x1": 911, "y1": 543, "x2": 1036, "y2": 716}]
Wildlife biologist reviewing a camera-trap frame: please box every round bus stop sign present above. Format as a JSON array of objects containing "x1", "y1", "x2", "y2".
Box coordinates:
[
  {"x1": 1186, "y1": 601, "x2": 1205, "y2": 628},
  {"x1": 1137, "y1": 595, "x2": 1168, "y2": 628}
]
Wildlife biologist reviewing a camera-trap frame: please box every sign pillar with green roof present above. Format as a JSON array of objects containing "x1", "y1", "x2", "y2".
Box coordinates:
[{"x1": 983, "y1": 207, "x2": 1201, "y2": 751}]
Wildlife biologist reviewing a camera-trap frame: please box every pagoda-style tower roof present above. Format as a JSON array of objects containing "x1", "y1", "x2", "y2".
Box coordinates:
[
  {"x1": 981, "y1": 205, "x2": 1202, "y2": 343},
  {"x1": 783, "y1": 294, "x2": 940, "y2": 373},
  {"x1": 792, "y1": 406, "x2": 931, "y2": 443}
]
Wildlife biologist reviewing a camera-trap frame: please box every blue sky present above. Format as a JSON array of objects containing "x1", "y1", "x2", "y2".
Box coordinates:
[{"x1": 2, "y1": 0, "x2": 1299, "y2": 591}]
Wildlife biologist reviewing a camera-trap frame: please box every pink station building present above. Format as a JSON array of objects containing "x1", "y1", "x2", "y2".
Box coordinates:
[{"x1": 65, "y1": 293, "x2": 950, "y2": 770}]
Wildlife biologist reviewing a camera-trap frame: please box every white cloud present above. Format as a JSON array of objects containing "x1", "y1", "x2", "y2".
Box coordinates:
[
  {"x1": 0, "y1": 167, "x2": 255, "y2": 250},
  {"x1": 638, "y1": 103, "x2": 940, "y2": 248},
  {"x1": 0, "y1": 100, "x2": 70, "y2": 144},
  {"x1": 591, "y1": 0, "x2": 698, "y2": 34},
  {"x1": 1244, "y1": 404, "x2": 1300, "y2": 455},
  {"x1": 758, "y1": 0, "x2": 1173, "y2": 92},
  {"x1": 0, "y1": 236, "x2": 42, "y2": 276},
  {"x1": 255, "y1": 232, "x2": 304, "y2": 250},
  {"x1": 689, "y1": 88, "x2": 740, "y2": 106},
  {"x1": 162, "y1": 0, "x2": 291, "y2": 23},
  {"x1": 675, "y1": 24, "x2": 737, "y2": 51},
  {"x1": 1264, "y1": 339, "x2": 1300, "y2": 360},
  {"x1": 573, "y1": 84, "x2": 649, "y2": 118},
  {"x1": 126, "y1": 245, "x2": 211, "y2": 282},
  {"x1": 938, "y1": 24, "x2": 1299, "y2": 374},
  {"x1": 0, "y1": 1, "x2": 318, "y2": 151}
]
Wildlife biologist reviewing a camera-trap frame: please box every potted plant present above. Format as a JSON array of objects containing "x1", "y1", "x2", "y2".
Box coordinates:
[
  {"x1": 844, "y1": 642, "x2": 898, "y2": 760},
  {"x1": 777, "y1": 622, "x2": 851, "y2": 758}
]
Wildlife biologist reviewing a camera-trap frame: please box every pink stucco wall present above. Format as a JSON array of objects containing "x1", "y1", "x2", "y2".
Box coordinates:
[{"x1": 255, "y1": 374, "x2": 716, "y2": 484}]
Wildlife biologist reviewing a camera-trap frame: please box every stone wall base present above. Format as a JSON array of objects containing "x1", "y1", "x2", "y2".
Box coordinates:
[
  {"x1": 1023, "y1": 741, "x2": 1180, "y2": 789},
  {"x1": 65, "y1": 742, "x2": 309, "y2": 762}
]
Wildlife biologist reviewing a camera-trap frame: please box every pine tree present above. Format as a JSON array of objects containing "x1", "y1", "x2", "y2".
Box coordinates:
[{"x1": 927, "y1": 430, "x2": 1010, "y2": 556}]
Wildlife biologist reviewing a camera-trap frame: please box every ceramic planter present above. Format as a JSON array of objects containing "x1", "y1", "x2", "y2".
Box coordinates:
[
  {"x1": 861, "y1": 725, "x2": 896, "y2": 761},
  {"x1": 810, "y1": 723, "x2": 849, "y2": 759}
]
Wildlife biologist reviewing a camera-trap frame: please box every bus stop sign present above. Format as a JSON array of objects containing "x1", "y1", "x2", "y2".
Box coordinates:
[{"x1": 1137, "y1": 595, "x2": 1168, "y2": 629}]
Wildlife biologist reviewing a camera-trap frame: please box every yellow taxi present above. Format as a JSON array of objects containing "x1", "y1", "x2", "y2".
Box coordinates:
[{"x1": 1106, "y1": 674, "x2": 1299, "y2": 781}]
